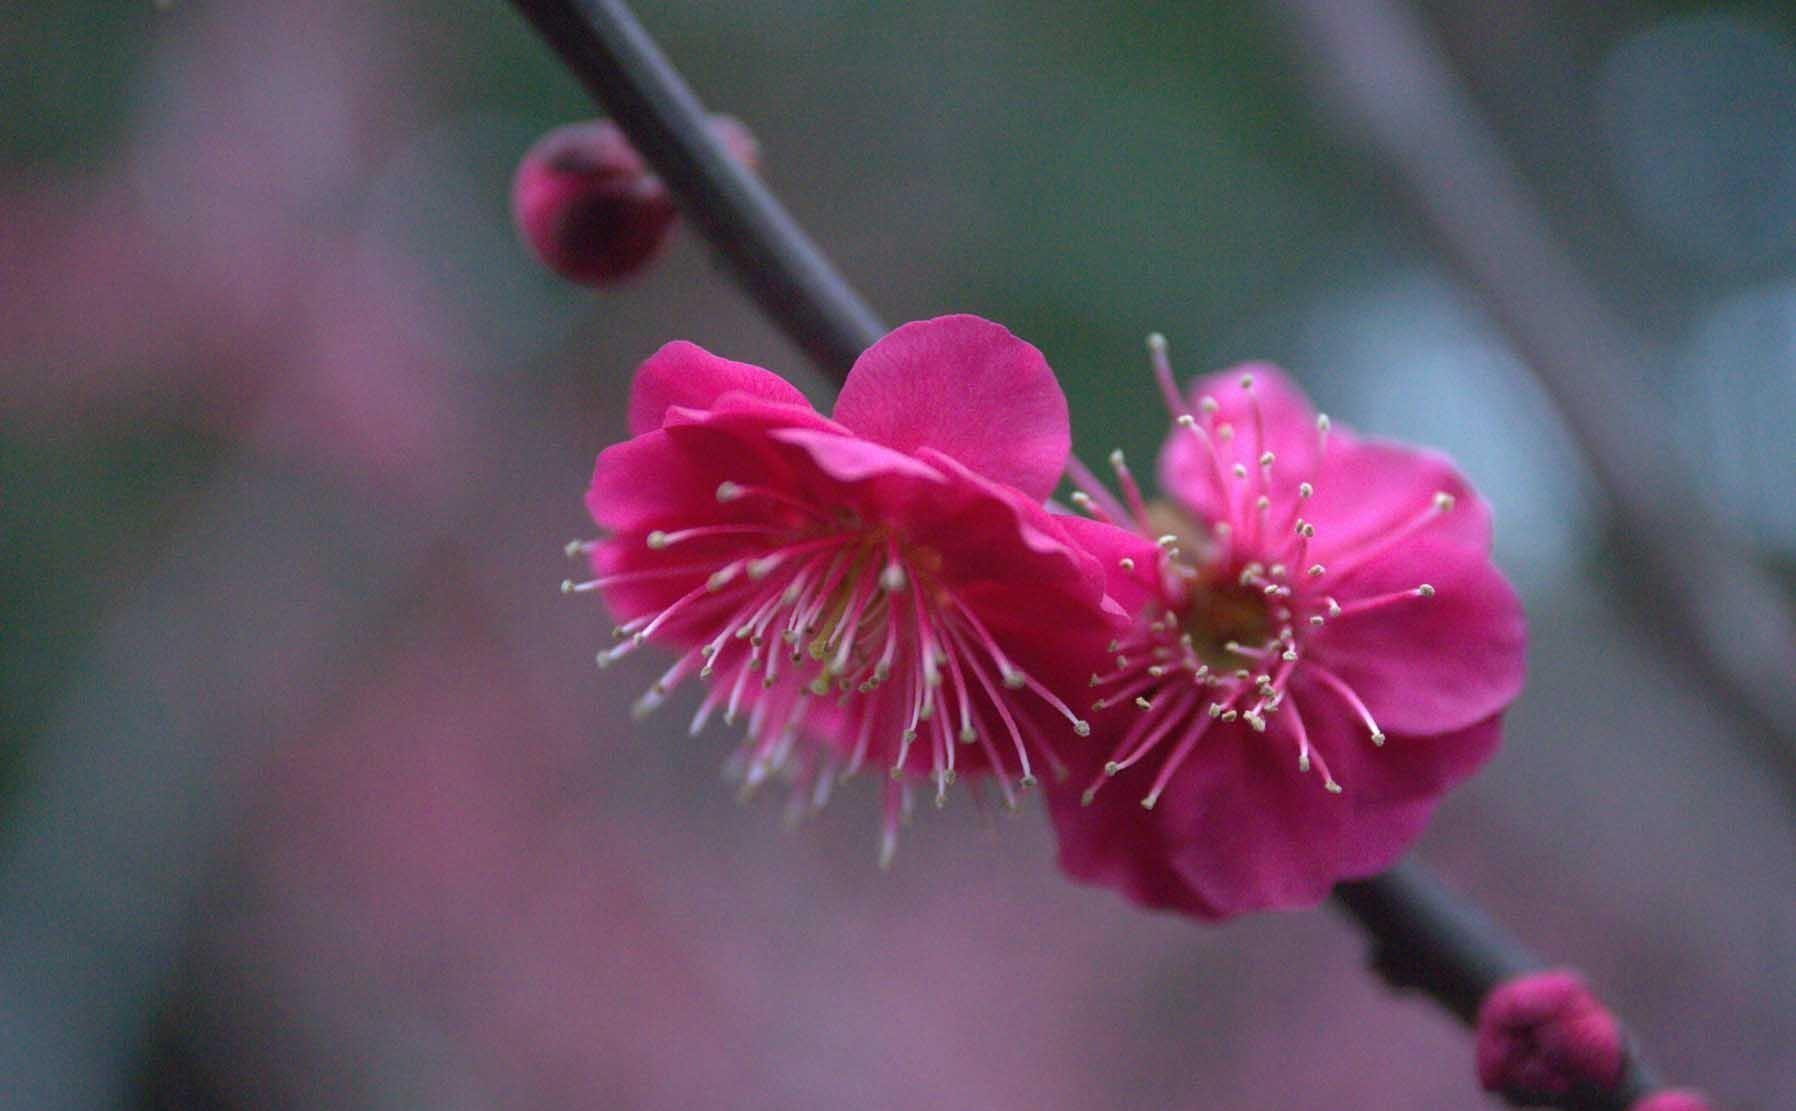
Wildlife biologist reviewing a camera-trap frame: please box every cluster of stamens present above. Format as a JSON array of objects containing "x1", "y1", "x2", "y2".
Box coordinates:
[
  {"x1": 564, "y1": 478, "x2": 1090, "y2": 863},
  {"x1": 1069, "y1": 336, "x2": 1452, "y2": 809}
]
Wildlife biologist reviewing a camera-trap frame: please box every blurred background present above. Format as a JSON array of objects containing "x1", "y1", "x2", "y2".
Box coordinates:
[{"x1": 3, "y1": 1, "x2": 1793, "y2": 1107}]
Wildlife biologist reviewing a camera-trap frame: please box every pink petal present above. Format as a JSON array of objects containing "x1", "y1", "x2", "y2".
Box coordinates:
[
  {"x1": 1304, "y1": 437, "x2": 1493, "y2": 561},
  {"x1": 1159, "y1": 363, "x2": 1321, "y2": 516},
  {"x1": 832, "y1": 315, "x2": 1070, "y2": 501},
  {"x1": 767, "y1": 426, "x2": 947, "y2": 486},
  {"x1": 1307, "y1": 528, "x2": 1526, "y2": 737},
  {"x1": 584, "y1": 429, "x2": 708, "y2": 532},
  {"x1": 1054, "y1": 514, "x2": 1166, "y2": 619},
  {"x1": 627, "y1": 340, "x2": 813, "y2": 436},
  {"x1": 912, "y1": 448, "x2": 1108, "y2": 601},
  {"x1": 1049, "y1": 708, "x2": 1501, "y2": 920}
]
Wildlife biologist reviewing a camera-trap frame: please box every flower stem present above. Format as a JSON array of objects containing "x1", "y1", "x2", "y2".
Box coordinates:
[
  {"x1": 1334, "y1": 864, "x2": 1660, "y2": 1109},
  {"x1": 508, "y1": 2, "x2": 1675, "y2": 1105},
  {"x1": 507, "y1": 0, "x2": 884, "y2": 381}
]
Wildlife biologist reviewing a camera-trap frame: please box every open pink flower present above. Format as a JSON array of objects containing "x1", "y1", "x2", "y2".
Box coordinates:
[
  {"x1": 569, "y1": 315, "x2": 1121, "y2": 861},
  {"x1": 1044, "y1": 338, "x2": 1525, "y2": 918}
]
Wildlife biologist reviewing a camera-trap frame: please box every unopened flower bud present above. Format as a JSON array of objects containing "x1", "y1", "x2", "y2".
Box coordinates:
[
  {"x1": 510, "y1": 117, "x2": 758, "y2": 286},
  {"x1": 1475, "y1": 970, "x2": 1625, "y2": 1102},
  {"x1": 1631, "y1": 1092, "x2": 1719, "y2": 1111}
]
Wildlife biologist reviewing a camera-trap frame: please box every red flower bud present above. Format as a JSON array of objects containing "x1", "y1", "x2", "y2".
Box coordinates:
[
  {"x1": 510, "y1": 116, "x2": 758, "y2": 287},
  {"x1": 1475, "y1": 970, "x2": 1625, "y2": 1102},
  {"x1": 1631, "y1": 1092, "x2": 1719, "y2": 1111},
  {"x1": 511, "y1": 119, "x2": 677, "y2": 286}
]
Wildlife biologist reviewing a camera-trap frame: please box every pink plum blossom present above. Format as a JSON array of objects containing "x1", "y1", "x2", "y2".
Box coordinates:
[
  {"x1": 1044, "y1": 338, "x2": 1526, "y2": 918},
  {"x1": 570, "y1": 315, "x2": 1123, "y2": 861}
]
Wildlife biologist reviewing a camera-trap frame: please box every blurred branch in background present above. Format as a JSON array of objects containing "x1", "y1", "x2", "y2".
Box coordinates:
[{"x1": 1268, "y1": 0, "x2": 1796, "y2": 797}]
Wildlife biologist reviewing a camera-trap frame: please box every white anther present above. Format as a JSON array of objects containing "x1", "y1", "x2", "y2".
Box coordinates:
[
  {"x1": 880, "y1": 563, "x2": 907, "y2": 592},
  {"x1": 1307, "y1": 564, "x2": 1326, "y2": 578},
  {"x1": 1417, "y1": 584, "x2": 1436, "y2": 598},
  {"x1": 715, "y1": 481, "x2": 743, "y2": 502},
  {"x1": 1259, "y1": 451, "x2": 1275, "y2": 468},
  {"x1": 645, "y1": 530, "x2": 670, "y2": 549},
  {"x1": 1119, "y1": 556, "x2": 1136, "y2": 572},
  {"x1": 1298, "y1": 482, "x2": 1314, "y2": 499},
  {"x1": 1433, "y1": 492, "x2": 1456, "y2": 512}
]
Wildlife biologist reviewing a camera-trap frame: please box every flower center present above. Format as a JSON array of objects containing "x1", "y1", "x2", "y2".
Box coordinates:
[
  {"x1": 1064, "y1": 337, "x2": 1456, "y2": 809},
  {"x1": 564, "y1": 479, "x2": 1090, "y2": 843}
]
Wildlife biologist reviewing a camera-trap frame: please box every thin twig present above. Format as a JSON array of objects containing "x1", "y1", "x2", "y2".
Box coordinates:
[
  {"x1": 508, "y1": 2, "x2": 1678, "y2": 1106},
  {"x1": 1336, "y1": 864, "x2": 1659, "y2": 1110},
  {"x1": 1267, "y1": 0, "x2": 1796, "y2": 796},
  {"x1": 508, "y1": 0, "x2": 885, "y2": 379}
]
